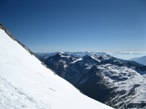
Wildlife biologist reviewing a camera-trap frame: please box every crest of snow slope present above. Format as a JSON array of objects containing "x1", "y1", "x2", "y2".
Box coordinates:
[{"x1": 0, "y1": 27, "x2": 113, "y2": 109}]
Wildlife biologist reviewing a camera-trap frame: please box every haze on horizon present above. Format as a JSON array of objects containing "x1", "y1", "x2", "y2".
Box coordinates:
[{"x1": 0, "y1": 0, "x2": 146, "y2": 56}]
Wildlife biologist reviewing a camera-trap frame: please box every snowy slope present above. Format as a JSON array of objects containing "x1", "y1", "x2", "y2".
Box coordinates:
[{"x1": 0, "y1": 25, "x2": 113, "y2": 109}]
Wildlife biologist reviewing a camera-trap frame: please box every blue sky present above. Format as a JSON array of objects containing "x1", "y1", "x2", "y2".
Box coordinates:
[{"x1": 0, "y1": 0, "x2": 146, "y2": 54}]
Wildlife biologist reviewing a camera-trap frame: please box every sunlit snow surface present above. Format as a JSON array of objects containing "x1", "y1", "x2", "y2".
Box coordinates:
[{"x1": 0, "y1": 28, "x2": 113, "y2": 109}]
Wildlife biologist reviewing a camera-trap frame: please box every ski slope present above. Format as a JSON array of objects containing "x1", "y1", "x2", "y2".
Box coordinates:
[{"x1": 0, "y1": 25, "x2": 113, "y2": 109}]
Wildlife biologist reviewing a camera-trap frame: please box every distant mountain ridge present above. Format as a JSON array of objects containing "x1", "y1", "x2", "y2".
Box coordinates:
[
  {"x1": 131, "y1": 56, "x2": 146, "y2": 65},
  {"x1": 36, "y1": 52, "x2": 146, "y2": 109}
]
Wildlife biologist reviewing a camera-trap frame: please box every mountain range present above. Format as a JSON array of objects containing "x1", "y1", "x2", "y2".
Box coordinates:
[
  {"x1": 36, "y1": 52, "x2": 146, "y2": 109},
  {"x1": 1, "y1": 22, "x2": 146, "y2": 109}
]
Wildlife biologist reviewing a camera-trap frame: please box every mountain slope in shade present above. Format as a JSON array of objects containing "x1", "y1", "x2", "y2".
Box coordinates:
[
  {"x1": 131, "y1": 56, "x2": 146, "y2": 65},
  {"x1": 37, "y1": 52, "x2": 146, "y2": 109},
  {"x1": 0, "y1": 24, "x2": 113, "y2": 109}
]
